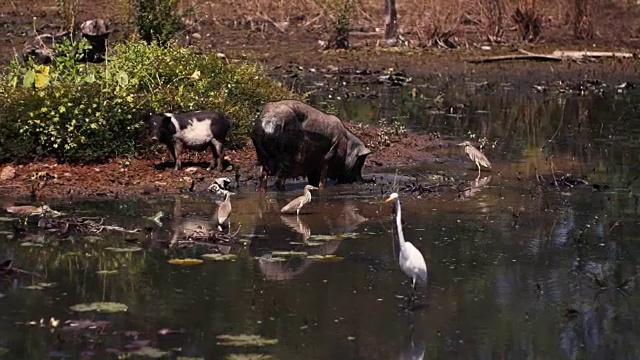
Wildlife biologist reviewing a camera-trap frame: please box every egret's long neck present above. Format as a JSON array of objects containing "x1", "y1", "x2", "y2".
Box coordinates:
[
  {"x1": 394, "y1": 198, "x2": 405, "y2": 244},
  {"x1": 304, "y1": 189, "x2": 312, "y2": 202}
]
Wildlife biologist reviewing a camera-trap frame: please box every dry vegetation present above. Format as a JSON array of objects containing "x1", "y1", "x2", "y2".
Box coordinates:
[
  {"x1": 0, "y1": 0, "x2": 638, "y2": 66},
  {"x1": 195, "y1": 0, "x2": 640, "y2": 46}
]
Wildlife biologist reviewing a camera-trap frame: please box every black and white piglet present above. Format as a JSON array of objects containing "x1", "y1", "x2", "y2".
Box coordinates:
[{"x1": 149, "y1": 111, "x2": 232, "y2": 171}]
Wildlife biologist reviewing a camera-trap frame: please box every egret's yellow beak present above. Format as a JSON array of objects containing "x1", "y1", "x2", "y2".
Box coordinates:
[{"x1": 384, "y1": 196, "x2": 394, "y2": 203}]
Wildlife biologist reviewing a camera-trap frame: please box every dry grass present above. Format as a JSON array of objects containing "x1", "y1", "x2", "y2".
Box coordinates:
[{"x1": 1, "y1": 0, "x2": 638, "y2": 50}]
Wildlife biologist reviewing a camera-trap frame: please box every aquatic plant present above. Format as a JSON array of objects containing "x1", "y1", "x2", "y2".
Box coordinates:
[{"x1": 0, "y1": 41, "x2": 295, "y2": 163}]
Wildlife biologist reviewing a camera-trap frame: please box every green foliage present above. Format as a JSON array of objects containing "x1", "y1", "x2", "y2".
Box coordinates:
[
  {"x1": 0, "y1": 41, "x2": 295, "y2": 163},
  {"x1": 134, "y1": 0, "x2": 183, "y2": 45}
]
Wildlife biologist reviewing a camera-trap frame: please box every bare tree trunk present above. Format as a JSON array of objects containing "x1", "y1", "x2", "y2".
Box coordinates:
[{"x1": 384, "y1": 0, "x2": 398, "y2": 40}]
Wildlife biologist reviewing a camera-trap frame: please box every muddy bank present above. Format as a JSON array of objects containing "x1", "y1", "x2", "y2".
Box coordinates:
[{"x1": 0, "y1": 123, "x2": 452, "y2": 200}]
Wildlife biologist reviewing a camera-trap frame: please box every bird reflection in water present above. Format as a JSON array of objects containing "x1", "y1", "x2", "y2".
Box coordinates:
[
  {"x1": 458, "y1": 175, "x2": 492, "y2": 199},
  {"x1": 253, "y1": 200, "x2": 367, "y2": 281},
  {"x1": 398, "y1": 323, "x2": 426, "y2": 360}
]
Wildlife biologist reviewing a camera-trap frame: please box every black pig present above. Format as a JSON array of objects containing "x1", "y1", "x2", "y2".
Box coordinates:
[{"x1": 149, "y1": 111, "x2": 232, "y2": 171}]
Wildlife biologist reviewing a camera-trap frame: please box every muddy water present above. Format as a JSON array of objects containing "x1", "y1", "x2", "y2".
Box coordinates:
[{"x1": 2, "y1": 87, "x2": 640, "y2": 359}]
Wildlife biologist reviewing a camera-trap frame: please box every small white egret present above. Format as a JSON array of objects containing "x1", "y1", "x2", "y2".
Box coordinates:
[
  {"x1": 216, "y1": 191, "x2": 232, "y2": 229},
  {"x1": 280, "y1": 185, "x2": 318, "y2": 217},
  {"x1": 384, "y1": 192, "x2": 428, "y2": 304}
]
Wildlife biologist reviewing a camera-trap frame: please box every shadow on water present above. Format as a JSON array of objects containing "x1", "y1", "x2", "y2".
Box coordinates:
[{"x1": 2, "y1": 85, "x2": 640, "y2": 358}]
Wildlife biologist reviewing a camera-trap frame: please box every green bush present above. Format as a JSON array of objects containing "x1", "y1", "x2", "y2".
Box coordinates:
[
  {"x1": 134, "y1": 0, "x2": 183, "y2": 45},
  {"x1": 0, "y1": 41, "x2": 296, "y2": 163}
]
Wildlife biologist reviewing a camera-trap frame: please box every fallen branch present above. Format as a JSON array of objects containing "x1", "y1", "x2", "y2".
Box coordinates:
[
  {"x1": 551, "y1": 50, "x2": 635, "y2": 59},
  {"x1": 468, "y1": 53, "x2": 562, "y2": 63},
  {"x1": 469, "y1": 49, "x2": 637, "y2": 64}
]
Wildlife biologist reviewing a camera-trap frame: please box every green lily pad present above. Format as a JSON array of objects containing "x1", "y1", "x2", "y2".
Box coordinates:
[
  {"x1": 96, "y1": 270, "x2": 119, "y2": 275},
  {"x1": 20, "y1": 242, "x2": 44, "y2": 247},
  {"x1": 256, "y1": 256, "x2": 286, "y2": 262},
  {"x1": 238, "y1": 239, "x2": 251, "y2": 245},
  {"x1": 216, "y1": 334, "x2": 278, "y2": 347},
  {"x1": 202, "y1": 253, "x2": 237, "y2": 261},
  {"x1": 226, "y1": 354, "x2": 273, "y2": 360},
  {"x1": 308, "y1": 235, "x2": 339, "y2": 241},
  {"x1": 22, "y1": 282, "x2": 57, "y2": 290},
  {"x1": 105, "y1": 246, "x2": 143, "y2": 253},
  {"x1": 178, "y1": 357, "x2": 205, "y2": 360},
  {"x1": 0, "y1": 217, "x2": 19, "y2": 222},
  {"x1": 340, "y1": 232, "x2": 360, "y2": 239},
  {"x1": 271, "y1": 251, "x2": 308, "y2": 257},
  {"x1": 168, "y1": 258, "x2": 204, "y2": 266},
  {"x1": 304, "y1": 241, "x2": 324, "y2": 247},
  {"x1": 0, "y1": 293, "x2": 6, "y2": 299},
  {"x1": 307, "y1": 254, "x2": 344, "y2": 262},
  {"x1": 129, "y1": 346, "x2": 169, "y2": 358},
  {"x1": 69, "y1": 302, "x2": 128, "y2": 313},
  {"x1": 0, "y1": 347, "x2": 7, "y2": 355}
]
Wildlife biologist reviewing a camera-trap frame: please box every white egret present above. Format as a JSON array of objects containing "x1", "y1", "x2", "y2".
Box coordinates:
[{"x1": 384, "y1": 192, "x2": 427, "y2": 304}]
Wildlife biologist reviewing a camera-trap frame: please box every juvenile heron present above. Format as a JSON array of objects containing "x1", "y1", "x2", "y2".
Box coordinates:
[
  {"x1": 384, "y1": 192, "x2": 427, "y2": 304},
  {"x1": 280, "y1": 185, "x2": 318, "y2": 217},
  {"x1": 216, "y1": 191, "x2": 232, "y2": 229},
  {"x1": 458, "y1": 141, "x2": 491, "y2": 177},
  {"x1": 5, "y1": 205, "x2": 53, "y2": 225}
]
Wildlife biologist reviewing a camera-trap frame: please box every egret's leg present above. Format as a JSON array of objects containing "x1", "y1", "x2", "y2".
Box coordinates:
[
  {"x1": 476, "y1": 162, "x2": 481, "y2": 176},
  {"x1": 296, "y1": 208, "x2": 300, "y2": 218}
]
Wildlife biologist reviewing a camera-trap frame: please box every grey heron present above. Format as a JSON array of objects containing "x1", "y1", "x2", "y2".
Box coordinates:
[
  {"x1": 458, "y1": 140, "x2": 492, "y2": 178},
  {"x1": 384, "y1": 192, "x2": 427, "y2": 304}
]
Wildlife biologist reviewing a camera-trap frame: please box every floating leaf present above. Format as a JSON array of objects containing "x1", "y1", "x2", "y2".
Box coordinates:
[
  {"x1": 168, "y1": 258, "x2": 204, "y2": 266},
  {"x1": 307, "y1": 254, "x2": 344, "y2": 262},
  {"x1": 0, "y1": 293, "x2": 6, "y2": 299},
  {"x1": 308, "y1": 235, "x2": 339, "y2": 241},
  {"x1": 96, "y1": 270, "x2": 119, "y2": 275},
  {"x1": 256, "y1": 256, "x2": 286, "y2": 262},
  {"x1": 340, "y1": 232, "x2": 360, "y2": 239},
  {"x1": 226, "y1": 354, "x2": 273, "y2": 360},
  {"x1": 105, "y1": 246, "x2": 143, "y2": 253},
  {"x1": 20, "y1": 242, "x2": 44, "y2": 247},
  {"x1": 0, "y1": 217, "x2": 19, "y2": 222},
  {"x1": 69, "y1": 302, "x2": 128, "y2": 313},
  {"x1": 24, "y1": 282, "x2": 57, "y2": 290},
  {"x1": 216, "y1": 334, "x2": 278, "y2": 347},
  {"x1": 304, "y1": 241, "x2": 324, "y2": 247},
  {"x1": 129, "y1": 346, "x2": 169, "y2": 358},
  {"x1": 202, "y1": 253, "x2": 237, "y2": 261},
  {"x1": 271, "y1": 251, "x2": 308, "y2": 257},
  {"x1": 178, "y1": 357, "x2": 205, "y2": 360}
]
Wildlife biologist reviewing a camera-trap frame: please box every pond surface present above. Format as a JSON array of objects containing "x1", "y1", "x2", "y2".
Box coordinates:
[{"x1": 2, "y1": 83, "x2": 640, "y2": 359}]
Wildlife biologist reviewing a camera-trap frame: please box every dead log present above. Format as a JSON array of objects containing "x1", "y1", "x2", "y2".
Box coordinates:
[
  {"x1": 551, "y1": 50, "x2": 635, "y2": 59},
  {"x1": 468, "y1": 54, "x2": 563, "y2": 64},
  {"x1": 468, "y1": 49, "x2": 637, "y2": 64}
]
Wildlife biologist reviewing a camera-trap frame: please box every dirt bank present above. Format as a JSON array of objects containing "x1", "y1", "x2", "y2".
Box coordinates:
[{"x1": 0, "y1": 123, "x2": 451, "y2": 200}]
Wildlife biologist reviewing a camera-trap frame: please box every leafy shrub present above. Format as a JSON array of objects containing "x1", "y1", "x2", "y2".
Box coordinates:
[
  {"x1": 134, "y1": 0, "x2": 183, "y2": 45},
  {"x1": 0, "y1": 41, "x2": 296, "y2": 163}
]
